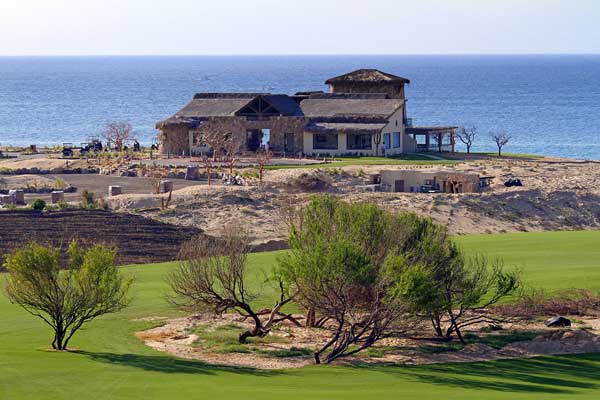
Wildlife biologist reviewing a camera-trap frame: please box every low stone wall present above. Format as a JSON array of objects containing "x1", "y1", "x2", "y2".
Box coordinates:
[
  {"x1": 0, "y1": 167, "x2": 99, "y2": 175},
  {"x1": 0, "y1": 186, "x2": 77, "y2": 194}
]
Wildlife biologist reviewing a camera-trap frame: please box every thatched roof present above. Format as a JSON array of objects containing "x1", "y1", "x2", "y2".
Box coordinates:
[
  {"x1": 300, "y1": 98, "x2": 404, "y2": 118},
  {"x1": 325, "y1": 69, "x2": 410, "y2": 85},
  {"x1": 157, "y1": 93, "x2": 265, "y2": 128},
  {"x1": 157, "y1": 91, "x2": 404, "y2": 129}
]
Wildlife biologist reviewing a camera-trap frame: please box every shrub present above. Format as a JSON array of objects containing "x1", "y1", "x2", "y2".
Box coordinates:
[
  {"x1": 280, "y1": 195, "x2": 420, "y2": 364},
  {"x1": 80, "y1": 190, "x2": 96, "y2": 208},
  {"x1": 31, "y1": 198, "x2": 46, "y2": 211},
  {"x1": 497, "y1": 288, "x2": 600, "y2": 319}
]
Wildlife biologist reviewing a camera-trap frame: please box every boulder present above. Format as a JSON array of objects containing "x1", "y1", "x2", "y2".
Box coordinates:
[
  {"x1": 185, "y1": 166, "x2": 200, "y2": 180},
  {"x1": 545, "y1": 316, "x2": 571, "y2": 328},
  {"x1": 0, "y1": 194, "x2": 15, "y2": 206}
]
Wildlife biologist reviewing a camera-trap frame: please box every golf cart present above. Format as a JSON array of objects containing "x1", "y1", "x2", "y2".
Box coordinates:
[{"x1": 62, "y1": 143, "x2": 74, "y2": 157}]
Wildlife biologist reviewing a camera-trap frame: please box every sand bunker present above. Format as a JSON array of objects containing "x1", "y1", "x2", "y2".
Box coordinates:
[{"x1": 137, "y1": 313, "x2": 600, "y2": 370}]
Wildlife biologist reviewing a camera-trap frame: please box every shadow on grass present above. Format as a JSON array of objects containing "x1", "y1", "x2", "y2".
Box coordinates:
[
  {"x1": 76, "y1": 351, "x2": 280, "y2": 377},
  {"x1": 350, "y1": 353, "x2": 600, "y2": 395}
]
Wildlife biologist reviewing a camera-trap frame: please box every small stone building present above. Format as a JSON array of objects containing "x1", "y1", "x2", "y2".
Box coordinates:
[
  {"x1": 156, "y1": 69, "x2": 456, "y2": 157},
  {"x1": 380, "y1": 169, "x2": 482, "y2": 193}
]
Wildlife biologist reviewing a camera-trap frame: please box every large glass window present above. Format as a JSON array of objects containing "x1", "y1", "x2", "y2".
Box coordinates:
[
  {"x1": 347, "y1": 134, "x2": 372, "y2": 150},
  {"x1": 393, "y1": 132, "x2": 401, "y2": 148},
  {"x1": 313, "y1": 133, "x2": 338, "y2": 150}
]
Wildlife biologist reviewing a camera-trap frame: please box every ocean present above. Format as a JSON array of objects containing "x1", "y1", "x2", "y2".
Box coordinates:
[{"x1": 1, "y1": 55, "x2": 599, "y2": 159}]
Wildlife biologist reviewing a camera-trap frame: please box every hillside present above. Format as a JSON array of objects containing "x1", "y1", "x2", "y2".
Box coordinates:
[{"x1": 0, "y1": 209, "x2": 202, "y2": 265}]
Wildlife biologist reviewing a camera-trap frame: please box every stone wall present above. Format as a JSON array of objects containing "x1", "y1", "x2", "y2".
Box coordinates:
[
  {"x1": 160, "y1": 117, "x2": 309, "y2": 156},
  {"x1": 245, "y1": 117, "x2": 307, "y2": 154},
  {"x1": 158, "y1": 125, "x2": 189, "y2": 156}
]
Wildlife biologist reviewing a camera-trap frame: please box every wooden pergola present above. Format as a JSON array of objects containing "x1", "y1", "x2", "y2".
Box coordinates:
[{"x1": 406, "y1": 126, "x2": 457, "y2": 153}]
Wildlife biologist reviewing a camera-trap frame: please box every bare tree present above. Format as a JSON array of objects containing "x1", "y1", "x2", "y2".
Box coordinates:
[
  {"x1": 167, "y1": 228, "x2": 297, "y2": 343},
  {"x1": 223, "y1": 132, "x2": 244, "y2": 174},
  {"x1": 491, "y1": 131, "x2": 511, "y2": 157},
  {"x1": 103, "y1": 121, "x2": 135, "y2": 152},
  {"x1": 456, "y1": 126, "x2": 478, "y2": 154},
  {"x1": 255, "y1": 150, "x2": 272, "y2": 186},
  {"x1": 200, "y1": 155, "x2": 214, "y2": 186},
  {"x1": 196, "y1": 118, "x2": 244, "y2": 161}
]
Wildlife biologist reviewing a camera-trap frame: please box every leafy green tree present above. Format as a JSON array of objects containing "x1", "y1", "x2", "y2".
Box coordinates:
[
  {"x1": 394, "y1": 224, "x2": 521, "y2": 343},
  {"x1": 4, "y1": 241, "x2": 132, "y2": 350},
  {"x1": 280, "y1": 195, "x2": 419, "y2": 363}
]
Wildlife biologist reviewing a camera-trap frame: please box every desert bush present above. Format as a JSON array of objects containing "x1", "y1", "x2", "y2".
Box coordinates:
[
  {"x1": 80, "y1": 190, "x2": 96, "y2": 208},
  {"x1": 31, "y1": 198, "x2": 46, "y2": 211},
  {"x1": 3, "y1": 241, "x2": 132, "y2": 350},
  {"x1": 497, "y1": 288, "x2": 600, "y2": 319},
  {"x1": 279, "y1": 195, "x2": 421, "y2": 363},
  {"x1": 287, "y1": 172, "x2": 330, "y2": 192},
  {"x1": 394, "y1": 216, "x2": 520, "y2": 343}
]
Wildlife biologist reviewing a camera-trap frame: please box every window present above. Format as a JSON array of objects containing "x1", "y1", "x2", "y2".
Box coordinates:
[
  {"x1": 383, "y1": 133, "x2": 391, "y2": 149},
  {"x1": 393, "y1": 132, "x2": 401, "y2": 148},
  {"x1": 347, "y1": 134, "x2": 372, "y2": 150},
  {"x1": 261, "y1": 129, "x2": 271, "y2": 147},
  {"x1": 313, "y1": 133, "x2": 338, "y2": 150}
]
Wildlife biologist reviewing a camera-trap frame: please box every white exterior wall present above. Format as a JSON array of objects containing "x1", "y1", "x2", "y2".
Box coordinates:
[
  {"x1": 380, "y1": 106, "x2": 405, "y2": 156},
  {"x1": 302, "y1": 103, "x2": 417, "y2": 156}
]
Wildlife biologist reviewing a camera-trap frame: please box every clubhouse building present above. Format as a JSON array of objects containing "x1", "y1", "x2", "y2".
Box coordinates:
[{"x1": 156, "y1": 69, "x2": 456, "y2": 156}]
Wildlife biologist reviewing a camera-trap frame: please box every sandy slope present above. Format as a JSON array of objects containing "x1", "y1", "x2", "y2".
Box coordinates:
[{"x1": 106, "y1": 158, "x2": 600, "y2": 242}]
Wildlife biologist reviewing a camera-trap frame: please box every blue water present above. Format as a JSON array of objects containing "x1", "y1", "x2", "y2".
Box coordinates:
[{"x1": 1, "y1": 55, "x2": 600, "y2": 159}]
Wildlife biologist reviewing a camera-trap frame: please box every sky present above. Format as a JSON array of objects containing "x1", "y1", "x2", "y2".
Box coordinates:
[{"x1": 1, "y1": 0, "x2": 599, "y2": 55}]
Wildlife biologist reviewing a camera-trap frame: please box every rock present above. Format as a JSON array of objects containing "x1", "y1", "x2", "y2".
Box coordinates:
[
  {"x1": 0, "y1": 194, "x2": 15, "y2": 206},
  {"x1": 504, "y1": 178, "x2": 523, "y2": 187},
  {"x1": 120, "y1": 170, "x2": 136, "y2": 177},
  {"x1": 185, "y1": 166, "x2": 199, "y2": 180},
  {"x1": 545, "y1": 316, "x2": 571, "y2": 327},
  {"x1": 222, "y1": 174, "x2": 246, "y2": 186}
]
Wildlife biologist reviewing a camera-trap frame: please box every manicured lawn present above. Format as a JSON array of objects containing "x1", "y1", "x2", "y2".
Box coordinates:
[
  {"x1": 266, "y1": 155, "x2": 457, "y2": 170},
  {"x1": 456, "y1": 230, "x2": 600, "y2": 291},
  {"x1": 1, "y1": 232, "x2": 600, "y2": 399},
  {"x1": 470, "y1": 152, "x2": 544, "y2": 159}
]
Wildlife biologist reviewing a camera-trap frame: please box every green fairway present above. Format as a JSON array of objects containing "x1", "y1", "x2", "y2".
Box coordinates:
[
  {"x1": 456, "y1": 230, "x2": 600, "y2": 291},
  {"x1": 1, "y1": 232, "x2": 600, "y2": 399}
]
